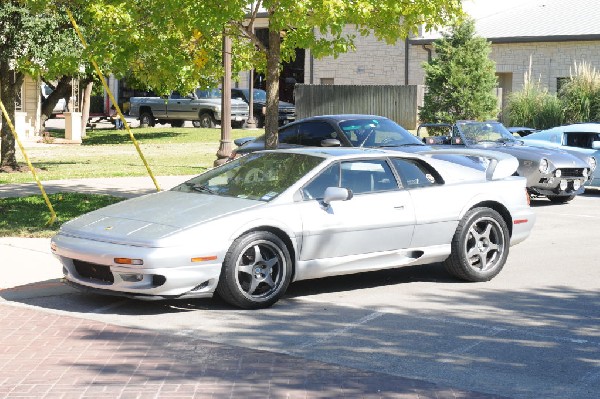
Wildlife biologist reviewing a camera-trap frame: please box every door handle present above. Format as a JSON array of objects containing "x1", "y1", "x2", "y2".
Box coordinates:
[{"x1": 394, "y1": 205, "x2": 405, "y2": 210}]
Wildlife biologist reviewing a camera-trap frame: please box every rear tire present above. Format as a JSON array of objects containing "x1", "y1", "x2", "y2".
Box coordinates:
[
  {"x1": 216, "y1": 231, "x2": 292, "y2": 309},
  {"x1": 444, "y1": 207, "x2": 509, "y2": 282},
  {"x1": 139, "y1": 112, "x2": 155, "y2": 128},
  {"x1": 548, "y1": 195, "x2": 575, "y2": 204}
]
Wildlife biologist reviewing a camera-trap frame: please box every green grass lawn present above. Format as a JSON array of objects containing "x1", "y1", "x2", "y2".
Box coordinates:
[
  {"x1": 0, "y1": 125, "x2": 262, "y2": 237},
  {"x1": 1, "y1": 126, "x2": 261, "y2": 184},
  {"x1": 0, "y1": 193, "x2": 125, "y2": 237}
]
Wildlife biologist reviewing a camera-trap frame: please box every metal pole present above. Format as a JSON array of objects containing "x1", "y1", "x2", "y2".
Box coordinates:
[
  {"x1": 245, "y1": 68, "x2": 257, "y2": 129},
  {"x1": 215, "y1": 32, "x2": 232, "y2": 166}
]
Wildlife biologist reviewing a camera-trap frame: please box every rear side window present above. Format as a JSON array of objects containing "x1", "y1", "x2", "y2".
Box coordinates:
[
  {"x1": 298, "y1": 121, "x2": 338, "y2": 146},
  {"x1": 391, "y1": 158, "x2": 442, "y2": 189},
  {"x1": 279, "y1": 125, "x2": 300, "y2": 144}
]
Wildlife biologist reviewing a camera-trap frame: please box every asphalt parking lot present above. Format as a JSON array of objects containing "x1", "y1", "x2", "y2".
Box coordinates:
[{"x1": 1, "y1": 190, "x2": 599, "y2": 398}]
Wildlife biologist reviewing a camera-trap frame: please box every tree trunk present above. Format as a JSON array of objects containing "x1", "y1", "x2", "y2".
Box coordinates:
[
  {"x1": 0, "y1": 60, "x2": 19, "y2": 170},
  {"x1": 40, "y1": 76, "x2": 73, "y2": 130},
  {"x1": 80, "y1": 79, "x2": 93, "y2": 137},
  {"x1": 264, "y1": 21, "x2": 281, "y2": 150}
]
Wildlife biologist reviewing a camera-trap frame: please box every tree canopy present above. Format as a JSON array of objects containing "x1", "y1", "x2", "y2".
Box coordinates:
[
  {"x1": 420, "y1": 18, "x2": 498, "y2": 125},
  {"x1": 2, "y1": 0, "x2": 464, "y2": 169}
]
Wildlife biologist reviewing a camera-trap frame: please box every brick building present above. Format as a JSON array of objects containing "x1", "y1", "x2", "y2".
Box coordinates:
[{"x1": 307, "y1": 0, "x2": 600, "y2": 103}]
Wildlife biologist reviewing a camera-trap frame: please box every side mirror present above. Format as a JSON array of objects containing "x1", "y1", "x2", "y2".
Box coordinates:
[
  {"x1": 320, "y1": 138, "x2": 341, "y2": 147},
  {"x1": 323, "y1": 187, "x2": 353, "y2": 205},
  {"x1": 592, "y1": 141, "x2": 600, "y2": 150}
]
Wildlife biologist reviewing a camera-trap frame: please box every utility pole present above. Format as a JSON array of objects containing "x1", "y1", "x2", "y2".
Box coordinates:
[{"x1": 215, "y1": 32, "x2": 232, "y2": 166}]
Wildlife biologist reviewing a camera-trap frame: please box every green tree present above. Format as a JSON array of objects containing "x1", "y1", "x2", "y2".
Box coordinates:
[
  {"x1": 420, "y1": 18, "x2": 498, "y2": 124},
  {"x1": 55, "y1": 0, "x2": 464, "y2": 148},
  {"x1": 1, "y1": 0, "x2": 83, "y2": 170}
]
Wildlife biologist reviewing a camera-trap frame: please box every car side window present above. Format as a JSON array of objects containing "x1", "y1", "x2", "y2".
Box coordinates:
[
  {"x1": 298, "y1": 121, "x2": 338, "y2": 146},
  {"x1": 340, "y1": 159, "x2": 398, "y2": 194},
  {"x1": 391, "y1": 158, "x2": 441, "y2": 189},
  {"x1": 279, "y1": 125, "x2": 300, "y2": 144},
  {"x1": 302, "y1": 163, "x2": 341, "y2": 199}
]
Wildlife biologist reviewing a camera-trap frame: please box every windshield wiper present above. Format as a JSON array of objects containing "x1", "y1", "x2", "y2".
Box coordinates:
[
  {"x1": 186, "y1": 182, "x2": 217, "y2": 194},
  {"x1": 376, "y1": 143, "x2": 425, "y2": 148}
]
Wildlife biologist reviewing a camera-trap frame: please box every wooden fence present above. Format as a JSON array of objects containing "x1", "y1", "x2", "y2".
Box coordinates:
[{"x1": 294, "y1": 85, "x2": 425, "y2": 130}]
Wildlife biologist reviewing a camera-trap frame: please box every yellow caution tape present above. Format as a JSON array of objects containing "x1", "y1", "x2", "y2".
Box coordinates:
[
  {"x1": 65, "y1": 8, "x2": 161, "y2": 192},
  {"x1": 0, "y1": 99, "x2": 57, "y2": 225}
]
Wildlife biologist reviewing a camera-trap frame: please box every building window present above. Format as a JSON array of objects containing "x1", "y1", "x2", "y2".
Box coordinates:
[{"x1": 320, "y1": 78, "x2": 334, "y2": 85}]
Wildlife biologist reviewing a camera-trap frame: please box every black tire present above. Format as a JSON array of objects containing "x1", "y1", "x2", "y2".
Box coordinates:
[
  {"x1": 216, "y1": 231, "x2": 292, "y2": 309},
  {"x1": 198, "y1": 112, "x2": 216, "y2": 128},
  {"x1": 139, "y1": 112, "x2": 155, "y2": 128},
  {"x1": 444, "y1": 207, "x2": 509, "y2": 282},
  {"x1": 232, "y1": 121, "x2": 244, "y2": 129},
  {"x1": 548, "y1": 195, "x2": 575, "y2": 204},
  {"x1": 170, "y1": 120, "x2": 185, "y2": 128}
]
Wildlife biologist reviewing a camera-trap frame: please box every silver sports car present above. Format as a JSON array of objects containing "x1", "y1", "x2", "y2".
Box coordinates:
[
  {"x1": 520, "y1": 123, "x2": 600, "y2": 188},
  {"x1": 51, "y1": 148, "x2": 535, "y2": 309},
  {"x1": 418, "y1": 121, "x2": 596, "y2": 203}
]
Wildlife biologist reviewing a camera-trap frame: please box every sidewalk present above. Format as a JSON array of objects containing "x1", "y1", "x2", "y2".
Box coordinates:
[{"x1": 0, "y1": 178, "x2": 507, "y2": 398}]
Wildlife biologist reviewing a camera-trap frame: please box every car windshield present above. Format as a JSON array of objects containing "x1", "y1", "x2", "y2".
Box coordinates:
[
  {"x1": 339, "y1": 118, "x2": 425, "y2": 147},
  {"x1": 457, "y1": 122, "x2": 518, "y2": 145},
  {"x1": 251, "y1": 89, "x2": 267, "y2": 102},
  {"x1": 195, "y1": 88, "x2": 222, "y2": 99},
  {"x1": 171, "y1": 152, "x2": 324, "y2": 201}
]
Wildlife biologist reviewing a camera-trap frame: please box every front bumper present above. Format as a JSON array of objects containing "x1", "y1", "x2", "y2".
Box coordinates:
[{"x1": 51, "y1": 233, "x2": 223, "y2": 300}]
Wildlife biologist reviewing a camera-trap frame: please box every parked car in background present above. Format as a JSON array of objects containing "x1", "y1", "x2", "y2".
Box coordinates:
[
  {"x1": 231, "y1": 88, "x2": 296, "y2": 127},
  {"x1": 129, "y1": 88, "x2": 249, "y2": 128},
  {"x1": 417, "y1": 121, "x2": 595, "y2": 203},
  {"x1": 51, "y1": 147, "x2": 535, "y2": 309},
  {"x1": 520, "y1": 123, "x2": 600, "y2": 187},
  {"x1": 231, "y1": 115, "x2": 487, "y2": 171},
  {"x1": 231, "y1": 114, "x2": 428, "y2": 158}
]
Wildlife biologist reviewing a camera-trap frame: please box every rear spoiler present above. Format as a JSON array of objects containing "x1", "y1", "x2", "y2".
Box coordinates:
[{"x1": 419, "y1": 149, "x2": 519, "y2": 181}]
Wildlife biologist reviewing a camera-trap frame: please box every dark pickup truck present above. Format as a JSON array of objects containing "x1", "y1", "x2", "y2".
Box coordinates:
[{"x1": 231, "y1": 88, "x2": 295, "y2": 127}]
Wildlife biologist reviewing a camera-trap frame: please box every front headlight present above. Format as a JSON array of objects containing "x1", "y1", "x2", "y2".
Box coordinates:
[
  {"x1": 539, "y1": 158, "x2": 549, "y2": 174},
  {"x1": 588, "y1": 156, "x2": 597, "y2": 171}
]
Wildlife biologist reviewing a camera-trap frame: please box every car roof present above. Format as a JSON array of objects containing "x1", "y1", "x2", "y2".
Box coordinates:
[
  {"x1": 544, "y1": 123, "x2": 600, "y2": 133},
  {"x1": 287, "y1": 114, "x2": 390, "y2": 124},
  {"x1": 260, "y1": 146, "x2": 417, "y2": 160}
]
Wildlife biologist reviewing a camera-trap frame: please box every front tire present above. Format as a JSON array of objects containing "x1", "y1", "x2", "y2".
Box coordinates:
[
  {"x1": 216, "y1": 231, "x2": 292, "y2": 309},
  {"x1": 139, "y1": 112, "x2": 155, "y2": 128},
  {"x1": 198, "y1": 112, "x2": 216, "y2": 128},
  {"x1": 444, "y1": 207, "x2": 509, "y2": 282},
  {"x1": 548, "y1": 194, "x2": 575, "y2": 204}
]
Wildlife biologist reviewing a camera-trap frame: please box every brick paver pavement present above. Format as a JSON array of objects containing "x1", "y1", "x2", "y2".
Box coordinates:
[{"x1": 0, "y1": 303, "x2": 508, "y2": 399}]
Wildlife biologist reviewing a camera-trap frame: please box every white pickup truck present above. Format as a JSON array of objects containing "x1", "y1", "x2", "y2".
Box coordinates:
[{"x1": 129, "y1": 88, "x2": 249, "y2": 128}]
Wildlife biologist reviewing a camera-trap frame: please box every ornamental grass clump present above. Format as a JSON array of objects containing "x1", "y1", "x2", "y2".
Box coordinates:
[
  {"x1": 559, "y1": 61, "x2": 600, "y2": 123},
  {"x1": 506, "y1": 70, "x2": 563, "y2": 130}
]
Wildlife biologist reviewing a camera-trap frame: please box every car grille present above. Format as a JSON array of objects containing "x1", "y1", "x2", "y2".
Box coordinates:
[
  {"x1": 73, "y1": 260, "x2": 114, "y2": 283},
  {"x1": 280, "y1": 108, "x2": 295, "y2": 115},
  {"x1": 232, "y1": 104, "x2": 248, "y2": 111},
  {"x1": 558, "y1": 168, "x2": 585, "y2": 177}
]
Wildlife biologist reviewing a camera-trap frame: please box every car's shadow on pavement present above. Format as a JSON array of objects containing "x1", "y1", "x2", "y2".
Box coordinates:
[{"x1": 0, "y1": 262, "x2": 458, "y2": 315}]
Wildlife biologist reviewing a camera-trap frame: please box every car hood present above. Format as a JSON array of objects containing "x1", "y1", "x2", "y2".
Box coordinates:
[
  {"x1": 471, "y1": 143, "x2": 588, "y2": 166},
  {"x1": 59, "y1": 191, "x2": 262, "y2": 246}
]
